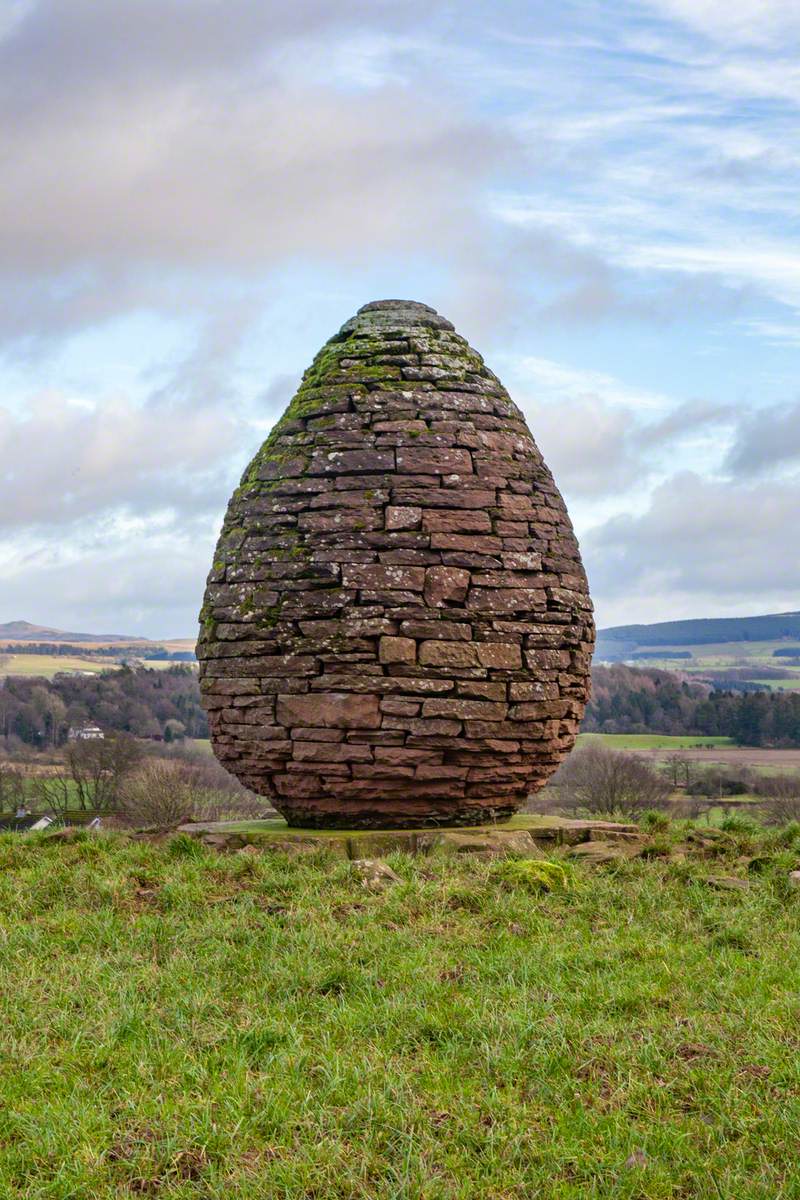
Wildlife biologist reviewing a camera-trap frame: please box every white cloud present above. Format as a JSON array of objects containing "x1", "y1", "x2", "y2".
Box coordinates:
[
  {"x1": 0, "y1": 390, "x2": 243, "y2": 530},
  {"x1": 584, "y1": 470, "x2": 800, "y2": 625},
  {"x1": 646, "y1": 0, "x2": 800, "y2": 48}
]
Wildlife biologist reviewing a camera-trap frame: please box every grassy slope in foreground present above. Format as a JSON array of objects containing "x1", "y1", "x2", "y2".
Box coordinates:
[{"x1": 0, "y1": 833, "x2": 799, "y2": 1197}]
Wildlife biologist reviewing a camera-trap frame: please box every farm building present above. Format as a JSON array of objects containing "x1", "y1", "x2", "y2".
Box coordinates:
[{"x1": 68, "y1": 724, "x2": 104, "y2": 741}]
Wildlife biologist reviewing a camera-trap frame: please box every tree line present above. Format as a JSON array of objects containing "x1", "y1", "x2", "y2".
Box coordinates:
[
  {"x1": 585, "y1": 664, "x2": 800, "y2": 747},
  {"x1": 0, "y1": 666, "x2": 208, "y2": 748}
]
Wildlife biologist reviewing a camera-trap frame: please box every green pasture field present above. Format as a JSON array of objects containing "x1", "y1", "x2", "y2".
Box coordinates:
[
  {"x1": 747, "y1": 678, "x2": 800, "y2": 691},
  {"x1": 0, "y1": 654, "x2": 193, "y2": 679},
  {"x1": 623, "y1": 642, "x2": 800, "y2": 692},
  {"x1": 635, "y1": 639, "x2": 797, "y2": 661},
  {"x1": 578, "y1": 733, "x2": 735, "y2": 750},
  {"x1": 1, "y1": 829, "x2": 800, "y2": 1197},
  {"x1": 0, "y1": 653, "x2": 110, "y2": 677}
]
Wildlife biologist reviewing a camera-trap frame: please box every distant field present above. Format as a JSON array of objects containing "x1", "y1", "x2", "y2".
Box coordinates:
[
  {"x1": 0, "y1": 654, "x2": 111, "y2": 677},
  {"x1": 578, "y1": 733, "x2": 734, "y2": 750},
  {"x1": 748, "y1": 677, "x2": 800, "y2": 691},
  {"x1": 578, "y1": 734, "x2": 800, "y2": 775},
  {"x1": 0, "y1": 654, "x2": 195, "y2": 679},
  {"x1": 605, "y1": 640, "x2": 800, "y2": 693}
]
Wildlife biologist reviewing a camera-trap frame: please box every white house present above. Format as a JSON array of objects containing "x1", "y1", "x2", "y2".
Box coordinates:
[{"x1": 68, "y1": 724, "x2": 104, "y2": 741}]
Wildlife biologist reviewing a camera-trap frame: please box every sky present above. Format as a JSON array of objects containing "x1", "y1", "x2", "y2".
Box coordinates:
[{"x1": 1, "y1": 0, "x2": 799, "y2": 638}]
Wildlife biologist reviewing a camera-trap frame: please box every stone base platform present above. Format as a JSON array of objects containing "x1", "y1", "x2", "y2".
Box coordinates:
[{"x1": 176, "y1": 814, "x2": 638, "y2": 858}]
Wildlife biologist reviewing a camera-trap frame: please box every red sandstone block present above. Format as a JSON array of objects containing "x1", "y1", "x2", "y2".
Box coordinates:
[
  {"x1": 394, "y1": 488, "x2": 496, "y2": 509},
  {"x1": 308, "y1": 449, "x2": 395, "y2": 475},
  {"x1": 464, "y1": 719, "x2": 545, "y2": 739},
  {"x1": 395, "y1": 447, "x2": 472, "y2": 474},
  {"x1": 418, "y1": 641, "x2": 479, "y2": 667},
  {"x1": 374, "y1": 747, "x2": 442, "y2": 766},
  {"x1": 500, "y1": 552, "x2": 542, "y2": 570},
  {"x1": 372, "y1": 419, "x2": 427, "y2": 433},
  {"x1": 496, "y1": 494, "x2": 536, "y2": 518},
  {"x1": 379, "y1": 699, "x2": 421, "y2": 716},
  {"x1": 292, "y1": 741, "x2": 372, "y2": 763},
  {"x1": 475, "y1": 643, "x2": 523, "y2": 669},
  {"x1": 379, "y1": 549, "x2": 440, "y2": 565},
  {"x1": 429, "y1": 534, "x2": 503, "y2": 554},
  {"x1": 298, "y1": 509, "x2": 381, "y2": 532},
  {"x1": 468, "y1": 588, "x2": 547, "y2": 613},
  {"x1": 470, "y1": 571, "x2": 543, "y2": 589},
  {"x1": 289, "y1": 728, "x2": 345, "y2": 742},
  {"x1": 379, "y1": 636, "x2": 417, "y2": 664},
  {"x1": 351, "y1": 763, "x2": 415, "y2": 779},
  {"x1": 286, "y1": 761, "x2": 350, "y2": 776},
  {"x1": 422, "y1": 509, "x2": 491, "y2": 533},
  {"x1": 424, "y1": 566, "x2": 470, "y2": 607},
  {"x1": 342, "y1": 564, "x2": 426, "y2": 591},
  {"x1": 524, "y1": 649, "x2": 572, "y2": 670},
  {"x1": 310, "y1": 488, "x2": 389, "y2": 510},
  {"x1": 508, "y1": 681, "x2": 560, "y2": 700},
  {"x1": 508, "y1": 701, "x2": 572, "y2": 720},
  {"x1": 422, "y1": 698, "x2": 508, "y2": 721},
  {"x1": 310, "y1": 674, "x2": 455, "y2": 695},
  {"x1": 385, "y1": 506, "x2": 422, "y2": 530},
  {"x1": 276, "y1": 693, "x2": 381, "y2": 729},
  {"x1": 455, "y1": 681, "x2": 507, "y2": 700},
  {"x1": 415, "y1": 764, "x2": 468, "y2": 780},
  {"x1": 399, "y1": 620, "x2": 471, "y2": 640}
]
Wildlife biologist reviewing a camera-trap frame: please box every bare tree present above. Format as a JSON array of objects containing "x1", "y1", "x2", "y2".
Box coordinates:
[
  {"x1": 116, "y1": 760, "x2": 196, "y2": 830},
  {"x1": 665, "y1": 752, "x2": 692, "y2": 789},
  {"x1": 552, "y1": 744, "x2": 672, "y2": 819},
  {"x1": 755, "y1": 772, "x2": 800, "y2": 825},
  {"x1": 66, "y1": 734, "x2": 143, "y2": 811},
  {"x1": 0, "y1": 763, "x2": 26, "y2": 814},
  {"x1": 28, "y1": 773, "x2": 73, "y2": 820}
]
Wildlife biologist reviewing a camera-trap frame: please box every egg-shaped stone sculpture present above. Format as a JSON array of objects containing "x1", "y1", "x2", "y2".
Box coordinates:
[{"x1": 197, "y1": 300, "x2": 594, "y2": 828}]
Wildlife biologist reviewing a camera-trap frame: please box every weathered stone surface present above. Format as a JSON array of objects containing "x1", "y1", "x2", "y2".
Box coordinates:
[{"x1": 197, "y1": 300, "x2": 594, "y2": 827}]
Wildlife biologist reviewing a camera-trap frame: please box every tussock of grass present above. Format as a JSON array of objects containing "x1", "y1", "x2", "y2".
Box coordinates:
[
  {"x1": 493, "y1": 857, "x2": 574, "y2": 893},
  {"x1": 0, "y1": 835, "x2": 799, "y2": 1196}
]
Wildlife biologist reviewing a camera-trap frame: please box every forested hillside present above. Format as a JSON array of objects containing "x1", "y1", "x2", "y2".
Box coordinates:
[
  {"x1": 597, "y1": 611, "x2": 800, "y2": 660},
  {"x1": 0, "y1": 667, "x2": 207, "y2": 746},
  {"x1": 586, "y1": 664, "x2": 800, "y2": 746}
]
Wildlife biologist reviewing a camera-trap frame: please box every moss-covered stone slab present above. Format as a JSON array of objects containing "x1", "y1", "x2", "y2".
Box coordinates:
[
  {"x1": 176, "y1": 814, "x2": 638, "y2": 857},
  {"x1": 416, "y1": 829, "x2": 538, "y2": 857}
]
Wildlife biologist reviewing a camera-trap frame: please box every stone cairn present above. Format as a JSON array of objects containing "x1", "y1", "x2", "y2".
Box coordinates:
[{"x1": 197, "y1": 300, "x2": 594, "y2": 828}]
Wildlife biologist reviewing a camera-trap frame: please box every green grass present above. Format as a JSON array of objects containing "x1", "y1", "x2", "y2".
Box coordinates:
[
  {"x1": 578, "y1": 733, "x2": 735, "y2": 750},
  {"x1": 0, "y1": 832, "x2": 800, "y2": 1196},
  {"x1": 0, "y1": 655, "x2": 193, "y2": 679}
]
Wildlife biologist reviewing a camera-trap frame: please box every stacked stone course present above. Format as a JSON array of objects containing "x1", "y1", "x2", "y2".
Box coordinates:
[{"x1": 197, "y1": 300, "x2": 594, "y2": 827}]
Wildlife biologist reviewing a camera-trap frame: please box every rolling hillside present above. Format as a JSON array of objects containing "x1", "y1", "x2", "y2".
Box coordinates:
[
  {"x1": 0, "y1": 620, "x2": 144, "y2": 644},
  {"x1": 597, "y1": 611, "x2": 800, "y2": 661}
]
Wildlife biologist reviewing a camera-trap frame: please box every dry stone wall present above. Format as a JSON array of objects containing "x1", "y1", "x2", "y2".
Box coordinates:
[{"x1": 197, "y1": 300, "x2": 594, "y2": 828}]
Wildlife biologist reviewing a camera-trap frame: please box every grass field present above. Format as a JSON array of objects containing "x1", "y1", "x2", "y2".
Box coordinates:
[
  {"x1": 610, "y1": 640, "x2": 800, "y2": 693},
  {"x1": 0, "y1": 653, "x2": 111, "y2": 677},
  {"x1": 0, "y1": 654, "x2": 194, "y2": 679},
  {"x1": 578, "y1": 733, "x2": 735, "y2": 750},
  {"x1": 1, "y1": 830, "x2": 799, "y2": 1197}
]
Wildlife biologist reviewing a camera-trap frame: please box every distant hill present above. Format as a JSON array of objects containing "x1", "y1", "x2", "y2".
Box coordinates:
[
  {"x1": 597, "y1": 611, "x2": 800, "y2": 661},
  {"x1": 0, "y1": 620, "x2": 146, "y2": 644}
]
